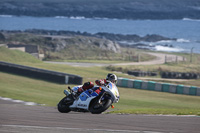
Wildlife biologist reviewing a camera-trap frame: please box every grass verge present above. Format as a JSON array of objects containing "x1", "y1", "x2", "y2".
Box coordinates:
[
  {"x1": 1, "y1": 72, "x2": 200, "y2": 115},
  {"x1": 111, "y1": 87, "x2": 200, "y2": 115}
]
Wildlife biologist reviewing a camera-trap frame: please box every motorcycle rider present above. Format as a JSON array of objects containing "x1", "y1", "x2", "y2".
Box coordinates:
[
  {"x1": 76, "y1": 73, "x2": 118, "y2": 94},
  {"x1": 95, "y1": 73, "x2": 118, "y2": 86},
  {"x1": 59, "y1": 73, "x2": 119, "y2": 113}
]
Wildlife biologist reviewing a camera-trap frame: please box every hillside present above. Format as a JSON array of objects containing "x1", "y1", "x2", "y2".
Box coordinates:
[
  {"x1": 0, "y1": 0, "x2": 200, "y2": 19},
  {"x1": 0, "y1": 31, "x2": 156, "y2": 61},
  {"x1": 0, "y1": 46, "x2": 41, "y2": 63},
  {"x1": 0, "y1": 32, "x2": 122, "y2": 61}
]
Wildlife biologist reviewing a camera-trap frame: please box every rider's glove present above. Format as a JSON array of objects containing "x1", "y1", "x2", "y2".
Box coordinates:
[
  {"x1": 78, "y1": 87, "x2": 84, "y2": 93},
  {"x1": 95, "y1": 79, "x2": 106, "y2": 86}
]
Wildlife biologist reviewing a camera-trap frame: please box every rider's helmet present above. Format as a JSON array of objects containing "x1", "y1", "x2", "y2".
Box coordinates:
[{"x1": 106, "y1": 73, "x2": 118, "y2": 84}]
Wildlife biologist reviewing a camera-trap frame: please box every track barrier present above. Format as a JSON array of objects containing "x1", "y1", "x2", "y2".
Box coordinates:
[
  {"x1": 161, "y1": 72, "x2": 200, "y2": 79},
  {"x1": 162, "y1": 83, "x2": 170, "y2": 92},
  {"x1": 148, "y1": 81, "x2": 156, "y2": 91},
  {"x1": 117, "y1": 77, "x2": 200, "y2": 96},
  {"x1": 128, "y1": 71, "x2": 200, "y2": 79},
  {"x1": 0, "y1": 61, "x2": 82, "y2": 85},
  {"x1": 134, "y1": 80, "x2": 142, "y2": 89}
]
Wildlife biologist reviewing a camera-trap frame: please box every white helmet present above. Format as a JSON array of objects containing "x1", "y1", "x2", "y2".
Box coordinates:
[{"x1": 106, "y1": 73, "x2": 117, "y2": 84}]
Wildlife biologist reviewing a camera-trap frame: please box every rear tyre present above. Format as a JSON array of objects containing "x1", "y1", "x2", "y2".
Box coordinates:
[
  {"x1": 89, "y1": 98, "x2": 112, "y2": 114},
  {"x1": 57, "y1": 96, "x2": 72, "y2": 113}
]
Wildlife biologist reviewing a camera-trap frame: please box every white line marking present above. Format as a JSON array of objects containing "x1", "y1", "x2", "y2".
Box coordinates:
[
  {"x1": 1, "y1": 125, "x2": 165, "y2": 133},
  {"x1": 0, "y1": 96, "x2": 45, "y2": 106}
]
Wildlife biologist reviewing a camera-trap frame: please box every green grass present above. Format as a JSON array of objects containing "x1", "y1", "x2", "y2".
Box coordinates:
[
  {"x1": 118, "y1": 63, "x2": 200, "y2": 74},
  {"x1": 0, "y1": 46, "x2": 41, "y2": 63},
  {"x1": 1, "y1": 72, "x2": 200, "y2": 115},
  {"x1": 49, "y1": 59, "x2": 132, "y2": 64},
  {"x1": 111, "y1": 87, "x2": 200, "y2": 115},
  {"x1": 0, "y1": 72, "x2": 65, "y2": 106}
]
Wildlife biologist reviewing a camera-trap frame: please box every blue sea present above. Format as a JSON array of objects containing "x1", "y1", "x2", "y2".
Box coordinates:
[{"x1": 0, "y1": 15, "x2": 200, "y2": 53}]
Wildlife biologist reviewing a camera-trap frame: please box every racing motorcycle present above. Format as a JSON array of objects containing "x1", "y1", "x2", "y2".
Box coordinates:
[{"x1": 57, "y1": 82, "x2": 120, "y2": 114}]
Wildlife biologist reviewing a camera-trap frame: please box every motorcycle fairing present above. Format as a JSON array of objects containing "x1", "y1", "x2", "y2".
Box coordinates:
[
  {"x1": 69, "y1": 87, "x2": 102, "y2": 110},
  {"x1": 102, "y1": 82, "x2": 120, "y2": 103}
]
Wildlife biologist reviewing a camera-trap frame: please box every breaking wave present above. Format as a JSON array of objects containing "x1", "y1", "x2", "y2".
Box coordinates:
[
  {"x1": 0, "y1": 15, "x2": 13, "y2": 18},
  {"x1": 154, "y1": 45, "x2": 184, "y2": 52},
  {"x1": 176, "y1": 38, "x2": 190, "y2": 43},
  {"x1": 183, "y1": 18, "x2": 200, "y2": 22},
  {"x1": 119, "y1": 39, "x2": 187, "y2": 53},
  {"x1": 54, "y1": 16, "x2": 125, "y2": 21},
  {"x1": 55, "y1": 16, "x2": 93, "y2": 20},
  {"x1": 55, "y1": 16, "x2": 87, "y2": 19}
]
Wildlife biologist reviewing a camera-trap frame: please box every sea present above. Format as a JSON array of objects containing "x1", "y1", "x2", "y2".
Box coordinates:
[{"x1": 0, "y1": 15, "x2": 200, "y2": 53}]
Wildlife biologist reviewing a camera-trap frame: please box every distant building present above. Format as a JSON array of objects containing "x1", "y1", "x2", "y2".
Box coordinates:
[{"x1": 7, "y1": 44, "x2": 44, "y2": 60}]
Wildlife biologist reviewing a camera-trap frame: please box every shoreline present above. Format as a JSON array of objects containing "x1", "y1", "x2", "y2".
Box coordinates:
[
  {"x1": 1, "y1": 14, "x2": 200, "y2": 21},
  {"x1": 1, "y1": 29, "x2": 193, "y2": 53}
]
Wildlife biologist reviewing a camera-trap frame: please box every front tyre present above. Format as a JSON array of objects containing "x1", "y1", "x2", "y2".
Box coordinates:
[
  {"x1": 57, "y1": 97, "x2": 72, "y2": 113},
  {"x1": 89, "y1": 98, "x2": 112, "y2": 114}
]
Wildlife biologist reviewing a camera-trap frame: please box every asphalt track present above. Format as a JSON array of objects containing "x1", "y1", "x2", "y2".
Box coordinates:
[{"x1": 0, "y1": 100, "x2": 200, "y2": 133}]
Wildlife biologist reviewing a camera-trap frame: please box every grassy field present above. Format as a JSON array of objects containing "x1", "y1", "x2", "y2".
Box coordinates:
[
  {"x1": 0, "y1": 47, "x2": 200, "y2": 115},
  {"x1": 107, "y1": 51, "x2": 200, "y2": 73}
]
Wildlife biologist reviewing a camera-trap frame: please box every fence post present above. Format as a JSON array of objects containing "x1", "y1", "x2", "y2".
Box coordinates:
[
  {"x1": 190, "y1": 47, "x2": 194, "y2": 63},
  {"x1": 183, "y1": 56, "x2": 185, "y2": 62},
  {"x1": 137, "y1": 54, "x2": 140, "y2": 62}
]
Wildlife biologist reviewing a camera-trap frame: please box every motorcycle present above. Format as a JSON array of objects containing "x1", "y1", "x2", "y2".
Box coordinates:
[{"x1": 57, "y1": 82, "x2": 120, "y2": 114}]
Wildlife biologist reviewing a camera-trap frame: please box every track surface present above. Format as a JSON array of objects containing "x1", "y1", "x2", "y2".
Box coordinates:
[{"x1": 0, "y1": 100, "x2": 200, "y2": 133}]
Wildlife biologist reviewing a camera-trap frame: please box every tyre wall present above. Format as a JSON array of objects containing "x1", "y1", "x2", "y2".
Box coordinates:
[
  {"x1": 161, "y1": 72, "x2": 200, "y2": 79},
  {"x1": 0, "y1": 61, "x2": 82, "y2": 85},
  {"x1": 128, "y1": 71, "x2": 157, "y2": 77},
  {"x1": 117, "y1": 77, "x2": 200, "y2": 96}
]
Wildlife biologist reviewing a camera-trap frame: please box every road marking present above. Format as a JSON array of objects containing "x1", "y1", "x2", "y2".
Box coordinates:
[
  {"x1": 1, "y1": 125, "x2": 164, "y2": 133},
  {"x1": 0, "y1": 96, "x2": 45, "y2": 106}
]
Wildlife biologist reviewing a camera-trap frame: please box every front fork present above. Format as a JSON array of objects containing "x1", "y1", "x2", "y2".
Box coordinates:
[
  {"x1": 99, "y1": 92, "x2": 115, "y2": 108},
  {"x1": 98, "y1": 92, "x2": 105, "y2": 104}
]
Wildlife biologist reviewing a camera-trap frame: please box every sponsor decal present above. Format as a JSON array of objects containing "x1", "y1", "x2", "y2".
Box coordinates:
[
  {"x1": 78, "y1": 104, "x2": 87, "y2": 107},
  {"x1": 108, "y1": 83, "x2": 113, "y2": 89},
  {"x1": 79, "y1": 89, "x2": 98, "y2": 101},
  {"x1": 79, "y1": 93, "x2": 88, "y2": 101},
  {"x1": 95, "y1": 89, "x2": 101, "y2": 94}
]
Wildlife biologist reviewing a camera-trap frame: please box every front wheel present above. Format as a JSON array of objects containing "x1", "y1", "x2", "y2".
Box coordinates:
[
  {"x1": 57, "y1": 96, "x2": 73, "y2": 113},
  {"x1": 89, "y1": 98, "x2": 112, "y2": 114}
]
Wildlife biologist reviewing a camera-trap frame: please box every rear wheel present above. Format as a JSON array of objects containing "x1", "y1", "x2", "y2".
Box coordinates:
[
  {"x1": 57, "y1": 96, "x2": 73, "y2": 113},
  {"x1": 89, "y1": 97, "x2": 112, "y2": 114}
]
